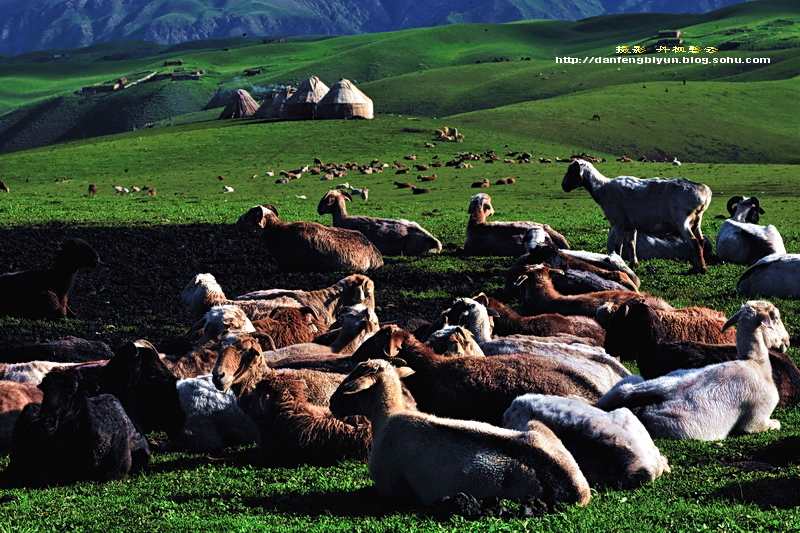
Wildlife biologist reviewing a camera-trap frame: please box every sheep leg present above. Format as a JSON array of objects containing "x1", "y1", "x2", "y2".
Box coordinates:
[
  {"x1": 627, "y1": 229, "x2": 639, "y2": 269},
  {"x1": 683, "y1": 217, "x2": 707, "y2": 275}
]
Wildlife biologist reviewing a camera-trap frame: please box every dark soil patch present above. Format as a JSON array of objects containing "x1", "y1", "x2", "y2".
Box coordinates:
[{"x1": 0, "y1": 222, "x2": 497, "y2": 352}]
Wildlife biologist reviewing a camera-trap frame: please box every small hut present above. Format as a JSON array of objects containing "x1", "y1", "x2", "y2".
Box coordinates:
[
  {"x1": 315, "y1": 78, "x2": 374, "y2": 120},
  {"x1": 218, "y1": 89, "x2": 260, "y2": 119},
  {"x1": 280, "y1": 76, "x2": 330, "y2": 120},
  {"x1": 257, "y1": 86, "x2": 295, "y2": 119}
]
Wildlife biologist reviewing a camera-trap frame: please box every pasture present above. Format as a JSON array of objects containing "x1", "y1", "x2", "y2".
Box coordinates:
[{"x1": 0, "y1": 113, "x2": 799, "y2": 531}]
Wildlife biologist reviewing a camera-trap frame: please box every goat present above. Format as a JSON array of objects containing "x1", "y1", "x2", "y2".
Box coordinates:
[
  {"x1": 0, "y1": 238, "x2": 102, "y2": 319},
  {"x1": 514, "y1": 264, "x2": 672, "y2": 317},
  {"x1": 503, "y1": 394, "x2": 670, "y2": 489},
  {"x1": 351, "y1": 325, "x2": 627, "y2": 426},
  {"x1": 603, "y1": 297, "x2": 736, "y2": 361},
  {"x1": 562, "y1": 159, "x2": 711, "y2": 273},
  {"x1": 716, "y1": 196, "x2": 785, "y2": 265},
  {"x1": 737, "y1": 254, "x2": 800, "y2": 298},
  {"x1": 7, "y1": 368, "x2": 150, "y2": 485},
  {"x1": 474, "y1": 293, "x2": 606, "y2": 346},
  {"x1": 464, "y1": 193, "x2": 569, "y2": 256},
  {"x1": 211, "y1": 334, "x2": 372, "y2": 466},
  {"x1": 236, "y1": 204, "x2": 383, "y2": 272},
  {"x1": 317, "y1": 190, "x2": 442, "y2": 255},
  {"x1": 330, "y1": 359, "x2": 591, "y2": 507},
  {"x1": 594, "y1": 301, "x2": 787, "y2": 440}
]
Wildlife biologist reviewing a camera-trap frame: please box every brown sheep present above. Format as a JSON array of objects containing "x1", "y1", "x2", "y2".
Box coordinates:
[
  {"x1": 411, "y1": 186, "x2": 430, "y2": 195},
  {"x1": 250, "y1": 306, "x2": 328, "y2": 348},
  {"x1": 394, "y1": 181, "x2": 413, "y2": 188},
  {"x1": 417, "y1": 174, "x2": 436, "y2": 182},
  {"x1": 514, "y1": 264, "x2": 672, "y2": 317},
  {"x1": 471, "y1": 178, "x2": 490, "y2": 188},
  {"x1": 603, "y1": 297, "x2": 736, "y2": 361}
]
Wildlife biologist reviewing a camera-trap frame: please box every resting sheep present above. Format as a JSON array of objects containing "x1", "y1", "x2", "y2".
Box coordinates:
[
  {"x1": 562, "y1": 159, "x2": 711, "y2": 273},
  {"x1": 514, "y1": 264, "x2": 673, "y2": 317},
  {"x1": 503, "y1": 394, "x2": 670, "y2": 489},
  {"x1": 317, "y1": 190, "x2": 442, "y2": 255},
  {"x1": 595, "y1": 301, "x2": 787, "y2": 440},
  {"x1": 330, "y1": 359, "x2": 591, "y2": 507},
  {"x1": 736, "y1": 254, "x2": 800, "y2": 298},
  {"x1": 236, "y1": 204, "x2": 383, "y2": 272},
  {"x1": 464, "y1": 194, "x2": 569, "y2": 256},
  {"x1": 716, "y1": 196, "x2": 785, "y2": 265},
  {"x1": 0, "y1": 238, "x2": 102, "y2": 319}
]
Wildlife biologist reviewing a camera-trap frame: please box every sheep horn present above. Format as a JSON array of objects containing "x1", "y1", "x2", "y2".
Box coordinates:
[
  {"x1": 514, "y1": 274, "x2": 529, "y2": 286},
  {"x1": 751, "y1": 196, "x2": 765, "y2": 214},
  {"x1": 727, "y1": 196, "x2": 744, "y2": 216},
  {"x1": 722, "y1": 308, "x2": 745, "y2": 332}
]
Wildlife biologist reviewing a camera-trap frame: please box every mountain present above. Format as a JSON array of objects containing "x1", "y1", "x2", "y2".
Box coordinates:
[{"x1": 0, "y1": 0, "x2": 753, "y2": 56}]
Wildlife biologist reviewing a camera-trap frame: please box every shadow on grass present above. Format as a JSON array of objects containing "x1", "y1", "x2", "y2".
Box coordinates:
[{"x1": 713, "y1": 477, "x2": 800, "y2": 510}]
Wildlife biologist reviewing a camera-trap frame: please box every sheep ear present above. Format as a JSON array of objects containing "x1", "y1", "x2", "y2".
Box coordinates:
[
  {"x1": 387, "y1": 357, "x2": 408, "y2": 367},
  {"x1": 473, "y1": 292, "x2": 489, "y2": 306},
  {"x1": 395, "y1": 366, "x2": 415, "y2": 379},
  {"x1": 722, "y1": 309, "x2": 745, "y2": 332},
  {"x1": 343, "y1": 191, "x2": 352, "y2": 201},
  {"x1": 485, "y1": 307, "x2": 499, "y2": 317},
  {"x1": 263, "y1": 204, "x2": 279, "y2": 217},
  {"x1": 549, "y1": 268, "x2": 565, "y2": 276},
  {"x1": 514, "y1": 274, "x2": 529, "y2": 286},
  {"x1": 341, "y1": 375, "x2": 377, "y2": 395}
]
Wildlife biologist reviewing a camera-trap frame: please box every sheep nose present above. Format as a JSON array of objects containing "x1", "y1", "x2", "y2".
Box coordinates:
[{"x1": 212, "y1": 371, "x2": 230, "y2": 391}]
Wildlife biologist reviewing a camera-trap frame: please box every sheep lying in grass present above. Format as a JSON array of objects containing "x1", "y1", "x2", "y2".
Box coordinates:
[
  {"x1": 0, "y1": 336, "x2": 115, "y2": 364},
  {"x1": 0, "y1": 238, "x2": 102, "y2": 319},
  {"x1": 503, "y1": 394, "x2": 670, "y2": 489},
  {"x1": 716, "y1": 196, "x2": 785, "y2": 265},
  {"x1": 736, "y1": 253, "x2": 800, "y2": 298},
  {"x1": 317, "y1": 190, "x2": 442, "y2": 255},
  {"x1": 330, "y1": 359, "x2": 591, "y2": 507},
  {"x1": 237, "y1": 204, "x2": 383, "y2": 272},
  {"x1": 595, "y1": 301, "x2": 787, "y2": 440}
]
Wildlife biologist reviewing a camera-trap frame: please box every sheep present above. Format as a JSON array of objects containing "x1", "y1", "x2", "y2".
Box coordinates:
[
  {"x1": 250, "y1": 306, "x2": 328, "y2": 348},
  {"x1": 7, "y1": 368, "x2": 150, "y2": 485},
  {"x1": 464, "y1": 193, "x2": 570, "y2": 256},
  {"x1": 411, "y1": 186, "x2": 429, "y2": 194},
  {"x1": 351, "y1": 324, "x2": 627, "y2": 426},
  {"x1": 417, "y1": 174, "x2": 436, "y2": 182},
  {"x1": 170, "y1": 374, "x2": 259, "y2": 453},
  {"x1": 741, "y1": 250, "x2": 800, "y2": 297},
  {"x1": 230, "y1": 273, "x2": 376, "y2": 326},
  {"x1": 0, "y1": 381, "x2": 43, "y2": 454},
  {"x1": 594, "y1": 301, "x2": 787, "y2": 440},
  {"x1": 471, "y1": 178, "x2": 490, "y2": 188},
  {"x1": 187, "y1": 304, "x2": 257, "y2": 347},
  {"x1": 602, "y1": 296, "x2": 736, "y2": 361},
  {"x1": 556, "y1": 249, "x2": 640, "y2": 289},
  {"x1": 329, "y1": 359, "x2": 591, "y2": 507},
  {"x1": 236, "y1": 204, "x2": 384, "y2": 272},
  {"x1": 350, "y1": 187, "x2": 369, "y2": 201},
  {"x1": 87, "y1": 183, "x2": 97, "y2": 195},
  {"x1": 503, "y1": 394, "x2": 670, "y2": 489},
  {"x1": 0, "y1": 360, "x2": 97, "y2": 385},
  {"x1": 424, "y1": 325, "x2": 485, "y2": 357},
  {"x1": 211, "y1": 334, "x2": 373, "y2": 466},
  {"x1": 514, "y1": 264, "x2": 673, "y2": 317},
  {"x1": 0, "y1": 336, "x2": 115, "y2": 364},
  {"x1": 716, "y1": 196, "x2": 785, "y2": 265},
  {"x1": 0, "y1": 238, "x2": 102, "y2": 319},
  {"x1": 607, "y1": 228, "x2": 715, "y2": 264},
  {"x1": 562, "y1": 159, "x2": 711, "y2": 273},
  {"x1": 474, "y1": 293, "x2": 606, "y2": 346},
  {"x1": 317, "y1": 190, "x2": 442, "y2": 256},
  {"x1": 504, "y1": 242, "x2": 638, "y2": 297}
]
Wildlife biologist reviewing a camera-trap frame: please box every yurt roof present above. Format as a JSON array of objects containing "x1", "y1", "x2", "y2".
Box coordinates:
[
  {"x1": 285, "y1": 76, "x2": 330, "y2": 104},
  {"x1": 318, "y1": 78, "x2": 372, "y2": 105},
  {"x1": 219, "y1": 88, "x2": 259, "y2": 119}
]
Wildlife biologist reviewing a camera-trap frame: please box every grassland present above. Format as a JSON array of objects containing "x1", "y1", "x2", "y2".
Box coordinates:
[{"x1": 0, "y1": 0, "x2": 799, "y2": 531}]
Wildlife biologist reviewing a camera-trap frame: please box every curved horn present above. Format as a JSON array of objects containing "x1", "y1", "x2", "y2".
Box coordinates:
[
  {"x1": 727, "y1": 196, "x2": 744, "y2": 216},
  {"x1": 722, "y1": 308, "x2": 745, "y2": 332},
  {"x1": 751, "y1": 196, "x2": 765, "y2": 215}
]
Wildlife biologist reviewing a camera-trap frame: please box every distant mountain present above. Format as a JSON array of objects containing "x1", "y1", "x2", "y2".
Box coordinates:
[{"x1": 0, "y1": 0, "x2": 753, "y2": 56}]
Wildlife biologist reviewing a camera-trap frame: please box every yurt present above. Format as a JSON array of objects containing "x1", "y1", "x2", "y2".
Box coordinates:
[
  {"x1": 218, "y1": 89, "x2": 260, "y2": 119},
  {"x1": 316, "y1": 78, "x2": 374, "y2": 120},
  {"x1": 258, "y1": 86, "x2": 295, "y2": 119},
  {"x1": 280, "y1": 76, "x2": 330, "y2": 120}
]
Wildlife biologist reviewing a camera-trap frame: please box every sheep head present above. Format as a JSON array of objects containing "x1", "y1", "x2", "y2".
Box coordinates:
[
  {"x1": 723, "y1": 300, "x2": 789, "y2": 354},
  {"x1": 236, "y1": 205, "x2": 280, "y2": 235},
  {"x1": 317, "y1": 190, "x2": 351, "y2": 215},
  {"x1": 213, "y1": 334, "x2": 267, "y2": 393},
  {"x1": 329, "y1": 359, "x2": 414, "y2": 419},
  {"x1": 727, "y1": 196, "x2": 764, "y2": 224},
  {"x1": 351, "y1": 325, "x2": 409, "y2": 365},
  {"x1": 37, "y1": 368, "x2": 96, "y2": 435},
  {"x1": 561, "y1": 160, "x2": 587, "y2": 192},
  {"x1": 338, "y1": 274, "x2": 376, "y2": 311},
  {"x1": 180, "y1": 273, "x2": 226, "y2": 319},
  {"x1": 468, "y1": 193, "x2": 494, "y2": 220}
]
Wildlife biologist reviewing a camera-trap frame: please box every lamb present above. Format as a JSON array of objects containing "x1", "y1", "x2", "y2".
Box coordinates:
[
  {"x1": 211, "y1": 334, "x2": 373, "y2": 466},
  {"x1": 329, "y1": 359, "x2": 591, "y2": 507},
  {"x1": 716, "y1": 196, "x2": 785, "y2": 265},
  {"x1": 317, "y1": 190, "x2": 442, "y2": 255},
  {"x1": 594, "y1": 301, "x2": 787, "y2": 440},
  {"x1": 737, "y1": 254, "x2": 800, "y2": 298},
  {"x1": 181, "y1": 272, "x2": 375, "y2": 325},
  {"x1": 602, "y1": 297, "x2": 737, "y2": 361},
  {"x1": 464, "y1": 193, "x2": 569, "y2": 256},
  {"x1": 474, "y1": 293, "x2": 606, "y2": 346},
  {"x1": 514, "y1": 264, "x2": 673, "y2": 317},
  {"x1": 236, "y1": 204, "x2": 383, "y2": 272},
  {"x1": 7, "y1": 367, "x2": 150, "y2": 485},
  {"x1": 0, "y1": 238, "x2": 102, "y2": 319},
  {"x1": 562, "y1": 159, "x2": 711, "y2": 273},
  {"x1": 504, "y1": 242, "x2": 638, "y2": 296},
  {"x1": 503, "y1": 394, "x2": 670, "y2": 489},
  {"x1": 351, "y1": 324, "x2": 627, "y2": 426}
]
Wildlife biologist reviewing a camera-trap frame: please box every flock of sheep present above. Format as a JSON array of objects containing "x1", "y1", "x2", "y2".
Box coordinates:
[{"x1": 0, "y1": 158, "x2": 798, "y2": 517}]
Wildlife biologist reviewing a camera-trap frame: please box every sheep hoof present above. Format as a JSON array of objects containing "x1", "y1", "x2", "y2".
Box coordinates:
[{"x1": 686, "y1": 266, "x2": 708, "y2": 275}]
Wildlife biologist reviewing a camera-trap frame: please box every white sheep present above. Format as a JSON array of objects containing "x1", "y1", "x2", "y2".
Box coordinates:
[
  {"x1": 503, "y1": 394, "x2": 670, "y2": 489},
  {"x1": 317, "y1": 190, "x2": 442, "y2": 255},
  {"x1": 594, "y1": 301, "x2": 787, "y2": 440},
  {"x1": 737, "y1": 253, "x2": 800, "y2": 298},
  {"x1": 562, "y1": 159, "x2": 711, "y2": 273},
  {"x1": 187, "y1": 304, "x2": 256, "y2": 347},
  {"x1": 329, "y1": 359, "x2": 591, "y2": 507},
  {"x1": 716, "y1": 196, "x2": 785, "y2": 265}
]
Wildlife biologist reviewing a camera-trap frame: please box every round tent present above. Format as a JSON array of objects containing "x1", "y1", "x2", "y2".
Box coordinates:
[
  {"x1": 218, "y1": 89, "x2": 260, "y2": 119},
  {"x1": 280, "y1": 76, "x2": 330, "y2": 120},
  {"x1": 256, "y1": 86, "x2": 295, "y2": 119},
  {"x1": 316, "y1": 78, "x2": 374, "y2": 120}
]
